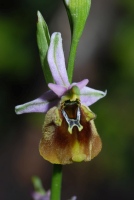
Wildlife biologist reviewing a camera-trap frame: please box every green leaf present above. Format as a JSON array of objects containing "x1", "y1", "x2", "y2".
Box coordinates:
[
  {"x1": 37, "y1": 11, "x2": 53, "y2": 83},
  {"x1": 32, "y1": 176, "x2": 46, "y2": 195}
]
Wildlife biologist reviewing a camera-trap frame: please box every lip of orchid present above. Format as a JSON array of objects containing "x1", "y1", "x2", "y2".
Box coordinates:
[{"x1": 15, "y1": 32, "x2": 106, "y2": 115}]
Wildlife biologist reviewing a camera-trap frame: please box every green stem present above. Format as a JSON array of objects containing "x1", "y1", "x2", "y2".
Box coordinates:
[
  {"x1": 67, "y1": 39, "x2": 79, "y2": 83},
  {"x1": 50, "y1": 164, "x2": 63, "y2": 200}
]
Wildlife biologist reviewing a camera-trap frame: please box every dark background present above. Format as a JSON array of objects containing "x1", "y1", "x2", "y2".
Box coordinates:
[{"x1": 0, "y1": 0, "x2": 134, "y2": 199}]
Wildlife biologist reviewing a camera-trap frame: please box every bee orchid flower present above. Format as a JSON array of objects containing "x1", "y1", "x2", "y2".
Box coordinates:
[
  {"x1": 15, "y1": 32, "x2": 106, "y2": 164},
  {"x1": 32, "y1": 190, "x2": 76, "y2": 200}
]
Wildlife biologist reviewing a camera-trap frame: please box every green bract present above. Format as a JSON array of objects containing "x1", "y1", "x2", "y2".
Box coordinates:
[
  {"x1": 64, "y1": 0, "x2": 91, "y2": 39},
  {"x1": 37, "y1": 11, "x2": 53, "y2": 83}
]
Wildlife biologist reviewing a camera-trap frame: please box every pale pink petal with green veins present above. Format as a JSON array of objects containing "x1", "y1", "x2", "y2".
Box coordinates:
[
  {"x1": 80, "y1": 87, "x2": 107, "y2": 106},
  {"x1": 47, "y1": 32, "x2": 70, "y2": 87},
  {"x1": 15, "y1": 90, "x2": 59, "y2": 114}
]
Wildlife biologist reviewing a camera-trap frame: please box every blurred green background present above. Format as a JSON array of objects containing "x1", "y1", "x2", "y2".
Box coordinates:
[{"x1": 0, "y1": 0, "x2": 134, "y2": 199}]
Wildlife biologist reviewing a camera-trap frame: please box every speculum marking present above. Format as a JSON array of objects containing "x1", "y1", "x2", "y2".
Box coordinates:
[{"x1": 62, "y1": 106, "x2": 83, "y2": 134}]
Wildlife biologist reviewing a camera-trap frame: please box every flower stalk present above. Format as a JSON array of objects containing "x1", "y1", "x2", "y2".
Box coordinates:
[
  {"x1": 67, "y1": 39, "x2": 78, "y2": 82},
  {"x1": 50, "y1": 164, "x2": 63, "y2": 200}
]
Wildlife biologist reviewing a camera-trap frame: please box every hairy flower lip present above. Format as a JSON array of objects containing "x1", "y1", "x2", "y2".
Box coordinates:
[{"x1": 39, "y1": 102, "x2": 102, "y2": 164}]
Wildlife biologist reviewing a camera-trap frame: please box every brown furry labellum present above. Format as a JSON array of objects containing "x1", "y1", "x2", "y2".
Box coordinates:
[{"x1": 39, "y1": 99, "x2": 102, "y2": 164}]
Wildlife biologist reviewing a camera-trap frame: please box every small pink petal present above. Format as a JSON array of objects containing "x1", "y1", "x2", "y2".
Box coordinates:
[
  {"x1": 47, "y1": 32, "x2": 70, "y2": 87},
  {"x1": 48, "y1": 83, "x2": 67, "y2": 97},
  {"x1": 80, "y1": 86, "x2": 107, "y2": 106},
  {"x1": 70, "y1": 79, "x2": 89, "y2": 89},
  {"x1": 15, "y1": 90, "x2": 59, "y2": 114}
]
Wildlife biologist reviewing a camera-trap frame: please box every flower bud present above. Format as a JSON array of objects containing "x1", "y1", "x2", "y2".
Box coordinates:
[{"x1": 63, "y1": 0, "x2": 91, "y2": 41}]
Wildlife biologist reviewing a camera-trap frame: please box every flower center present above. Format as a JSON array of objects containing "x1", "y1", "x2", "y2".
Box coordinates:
[{"x1": 61, "y1": 100, "x2": 83, "y2": 134}]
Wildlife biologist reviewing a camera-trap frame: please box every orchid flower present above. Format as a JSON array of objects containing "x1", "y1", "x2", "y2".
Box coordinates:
[
  {"x1": 31, "y1": 176, "x2": 77, "y2": 200},
  {"x1": 15, "y1": 32, "x2": 106, "y2": 164},
  {"x1": 32, "y1": 190, "x2": 76, "y2": 200},
  {"x1": 32, "y1": 190, "x2": 50, "y2": 200}
]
